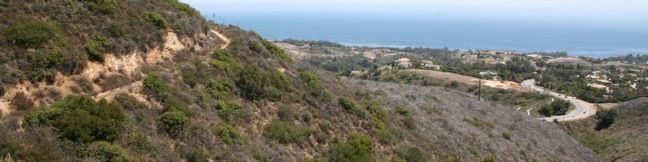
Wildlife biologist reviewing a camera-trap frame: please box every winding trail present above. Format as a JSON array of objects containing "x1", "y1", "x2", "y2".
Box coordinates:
[
  {"x1": 211, "y1": 29, "x2": 230, "y2": 49},
  {"x1": 521, "y1": 79, "x2": 598, "y2": 121}
]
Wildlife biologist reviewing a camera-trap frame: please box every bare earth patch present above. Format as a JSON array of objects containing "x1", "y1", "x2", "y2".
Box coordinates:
[{"x1": 405, "y1": 69, "x2": 527, "y2": 91}]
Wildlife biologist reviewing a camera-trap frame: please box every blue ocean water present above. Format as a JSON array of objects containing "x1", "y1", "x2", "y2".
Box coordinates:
[{"x1": 204, "y1": 12, "x2": 648, "y2": 58}]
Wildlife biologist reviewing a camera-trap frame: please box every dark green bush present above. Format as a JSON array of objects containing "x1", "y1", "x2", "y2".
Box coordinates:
[
  {"x1": 328, "y1": 132, "x2": 374, "y2": 162},
  {"x1": 143, "y1": 73, "x2": 169, "y2": 100},
  {"x1": 182, "y1": 68, "x2": 199, "y2": 87},
  {"x1": 143, "y1": 12, "x2": 168, "y2": 29},
  {"x1": 397, "y1": 147, "x2": 424, "y2": 162},
  {"x1": 402, "y1": 116, "x2": 416, "y2": 130},
  {"x1": 263, "y1": 120, "x2": 311, "y2": 144},
  {"x1": 185, "y1": 147, "x2": 209, "y2": 162},
  {"x1": 160, "y1": 109, "x2": 189, "y2": 136},
  {"x1": 83, "y1": 0, "x2": 119, "y2": 14},
  {"x1": 211, "y1": 49, "x2": 240, "y2": 73},
  {"x1": 163, "y1": 0, "x2": 197, "y2": 15},
  {"x1": 4, "y1": 18, "x2": 56, "y2": 48},
  {"x1": 338, "y1": 96, "x2": 366, "y2": 117},
  {"x1": 300, "y1": 72, "x2": 332, "y2": 100},
  {"x1": 85, "y1": 34, "x2": 109, "y2": 62},
  {"x1": 24, "y1": 96, "x2": 127, "y2": 143},
  {"x1": 114, "y1": 94, "x2": 147, "y2": 110},
  {"x1": 206, "y1": 78, "x2": 234, "y2": 99},
  {"x1": 262, "y1": 40, "x2": 291, "y2": 62},
  {"x1": 595, "y1": 109, "x2": 617, "y2": 131},
  {"x1": 89, "y1": 141, "x2": 130, "y2": 162},
  {"x1": 216, "y1": 100, "x2": 251, "y2": 123},
  {"x1": 215, "y1": 123, "x2": 244, "y2": 145},
  {"x1": 365, "y1": 101, "x2": 388, "y2": 121},
  {"x1": 236, "y1": 67, "x2": 269, "y2": 100},
  {"x1": 538, "y1": 100, "x2": 570, "y2": 117}
]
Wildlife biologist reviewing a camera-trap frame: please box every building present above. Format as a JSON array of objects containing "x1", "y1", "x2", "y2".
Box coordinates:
[
  {"x1": 395, "y1": 58, "x2": 412, "y2": 68},
  {"x1": 421, "y1": 60, "x2": 441, "y2": 70}
]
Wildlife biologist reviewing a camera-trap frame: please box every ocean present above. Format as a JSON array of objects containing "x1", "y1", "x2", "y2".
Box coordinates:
[{"x1": 204, "y1": 11, "x2": 648, "y2": 58}]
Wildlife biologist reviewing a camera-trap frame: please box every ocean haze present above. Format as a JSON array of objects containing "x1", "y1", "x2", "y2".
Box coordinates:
[{"x1": 183, "y1": 0, "x2": 648, "y2": 57}]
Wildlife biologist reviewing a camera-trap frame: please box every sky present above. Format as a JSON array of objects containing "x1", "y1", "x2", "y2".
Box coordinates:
[{"x1": 180, "y1": 0, "x2": 648, "y2": 25}]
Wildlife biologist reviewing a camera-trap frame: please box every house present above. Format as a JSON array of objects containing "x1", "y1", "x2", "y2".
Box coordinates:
[
  {"x1": 377, "y1": 65, "x2": 392, "y2": 71},
  {"x1": 395, "y1": 58, "x2": 412, "y2": 68},
  {"x1": 422, "y1": 60, "x2": 441, "y2": 70},
  {"x1": 479, "y1": 71, "x2": 498, "y2": 76}
]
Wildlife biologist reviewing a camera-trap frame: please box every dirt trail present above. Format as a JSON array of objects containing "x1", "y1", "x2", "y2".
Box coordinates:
[{"x1": 211, "y1": 29, "x2": 230, "y2": 49}]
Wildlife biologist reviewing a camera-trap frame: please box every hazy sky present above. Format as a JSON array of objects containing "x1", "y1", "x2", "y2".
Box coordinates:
[{"x1": 180, "y1": 0, "x2": 648, "y2": 27}]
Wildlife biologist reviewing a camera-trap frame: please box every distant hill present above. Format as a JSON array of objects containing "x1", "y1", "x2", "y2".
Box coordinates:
[{"x1": 0, "y1": 0, "x2": 600, "y2": 161}]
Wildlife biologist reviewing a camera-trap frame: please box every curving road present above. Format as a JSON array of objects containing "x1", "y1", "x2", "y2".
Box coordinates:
[{"x1": 521, "y1": 79, "x2": 597, "y2": 122}]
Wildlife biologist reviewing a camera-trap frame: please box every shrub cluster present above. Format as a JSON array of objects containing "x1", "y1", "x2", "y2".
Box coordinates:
[
  {"x1": 24, "y1": 95, "x2": 127, "y2": 143},
  {"x1": 143, "y1": 73, "x2": 170, "y2": 100},
  {"x1": 300, "y1": 72, "x2": 332, "y2": 101},
  {"x1": 89, "y1": 141, "x2": 130, "y2": 162},
  {"x1": 263, "y1": 119, "x2": 312, "y2": 144},
  {"x1": 538, "y1": 99, "x2": 570, "y2": 117},
  {"x1": 216, "y1": 100, "x2": 251, "y2": 123},
  {"x1": 3, "y1": 18, "x2": 56, "y2": 48},
  {"x1": 328, "y1": 133, "x2": 374, "y2": 162},
  {"x1": 85, "y1": 34, "x2": 110, "y2": 62},
  {"x1": 82, "y1": 0, "x2": 119, "y2": 14},
  {"x1": 215, "y1": 123, "x2": 245, "y2": 145},
  {"x1": 143, "y1": 12, "x2": 168, "y2": 29},
  {"x1": 160, "y1": 109, "x2": 189, "y2": 136},
  {"x1": 262, "y1": 40, "x2": 291, "y2": 63}
]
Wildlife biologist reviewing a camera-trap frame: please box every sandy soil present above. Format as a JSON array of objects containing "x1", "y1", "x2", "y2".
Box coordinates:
[{"x1": 405, "y1": 69, "x2": 527, "y2": 91}]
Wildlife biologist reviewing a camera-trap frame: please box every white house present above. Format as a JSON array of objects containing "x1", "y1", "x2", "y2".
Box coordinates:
[{"x1": 395, "y1": 58, "x2": 412, "y2": 68}]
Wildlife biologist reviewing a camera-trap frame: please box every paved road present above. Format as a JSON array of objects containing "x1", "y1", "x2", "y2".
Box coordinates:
[{"x1": 521, "y1": 79, "x2": 598, "y2": 121}]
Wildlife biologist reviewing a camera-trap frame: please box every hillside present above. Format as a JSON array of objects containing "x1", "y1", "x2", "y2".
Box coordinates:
[
  {"x1": 0, "y1": 1, "x2": 600, "y2": 161},
  {"x1": 561, "y1": 98, "x2": 648, "y2": 161}
]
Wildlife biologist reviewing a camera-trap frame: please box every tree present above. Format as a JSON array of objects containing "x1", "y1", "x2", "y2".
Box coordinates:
[{"x1": 595, "y1": 110, "x2": 617, "y2": 131}]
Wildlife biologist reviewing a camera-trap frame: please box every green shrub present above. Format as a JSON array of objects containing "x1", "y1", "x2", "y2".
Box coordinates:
[
  {"x1": 24, "y1": 96, "x2": 127, "y2": 143},
  {"x1": 338, "y1": 96, "x2": 366, "y2": 117},
  {"x1": 263, "y1": 86, "x2": 283, "y2": 101},
  {"x1": 263, "y1": 120, "x2": 311, "y2": 144},
  {"x1": 129, "y1": 134, "x2": 156, "y2": 154},
  {"x1": 328, "y1": 133, "x2": 374, "y2": 162},
  {"x1": 162, "y1": 95, "x2": 190, "y2": 114},
  {"x1": 160, "y1": 109, "x2": 189, "y2": 136},
  {"x1": 89, "y1": 141, "x2": 129, "y2": 162},
  {"x1": 397, "y1": 147, "x2": 424, "y2": 162},
  {"x1": 463, "y1": 117, "x2": 494, "y2": 129},
  {"x1": 211, "y1": 49, "x2": 240, "y2": 73},
  {"x1": 236, "y1": 67, "x2": 269, "y2": 100},
  {"x1": 143, "y1": 12, "x2": 168, "y2": 29},
  {"x1": 83, "y1": 0, "x2": 119, "y2": 14},
  {"x1": 4, "y1": 18, "x2": 55, "y2": 48},
  {"x1": 85, "y1": 34, "x2": 109, "y2": 62},
  {"x1": 114, "y1": 94, "x2": 147, "y2": 110},
  {"x1": 181, "y1": 68, "x2": 199, "y2": 87},
  {"x1": 300, "y1": 72, "x2": 332, "y2": 100},
  {"x1": 538, "y1": 100, "x2": 570, "y2": 117},
  {"x1": 163, "y1": 0, "x2": 197, "y2": 15},
  {"x1": 143, "y1": 73, "x2": 169, "y2": 100},
  {"x1": 262, "y1": 40, "x2": 291, "y2": 62},
  {"x1": 216, "y1": 100, "x2": 251, "y2": 123},
  {"x1": 595, "y1": 109, "x2": 617, "y2": 131},
  {"x1": 395, "y1": 106, "x2": 409, "y2": 116},
  {"x1": 215, "y1": 123, "x2": 244, "y2": 145},
  {"x1": 502, "y1": 132, "x2": 511, "y2": 140},
  {"x1": 364, "y1": 101, "x2": 388, "y2": 121},
  {"x1": 185, "y1": 148, "x2": 209, "y2": 162},
  {"x1": 206, "y1": 78, "x2": 234, "y2": 99}
]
